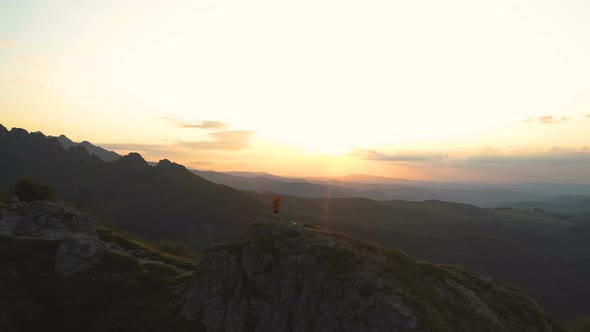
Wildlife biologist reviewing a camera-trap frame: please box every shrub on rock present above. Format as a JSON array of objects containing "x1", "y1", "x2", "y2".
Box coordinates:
[{"x1": 14, "y1": 178, "x2": 56, "y2": 202}]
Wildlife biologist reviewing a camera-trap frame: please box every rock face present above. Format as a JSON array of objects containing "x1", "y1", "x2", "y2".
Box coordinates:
[
  {"x1": 0, "y1": 200, "x2": 104, "y2": 276},
  {"x1": 0, "y1": 200, "x2": 198, "y2": 332},
  {"x1": 54, "y1": 238, "x2": 105, "y2": 276},
  {"x1": 1, "y1": 200, "x2": 97, "y2": 238},
  {"x1": 183, "y1": 221, "x2": 417, "y2": 332},
  {"x1": 182, "y1": 221, "x2": 561, "y2": 332}
]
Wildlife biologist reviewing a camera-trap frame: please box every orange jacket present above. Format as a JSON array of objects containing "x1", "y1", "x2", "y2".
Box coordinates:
[{"x1": 272, "y1": 197, "x2": 283, "y2": 210}]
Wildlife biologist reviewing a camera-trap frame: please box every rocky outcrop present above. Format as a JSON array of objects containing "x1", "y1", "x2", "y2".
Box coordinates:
[
  {"x1": 445, "y1": 278, "x2": 500, "y2": 324},
  {"x1": 0, "y1": 200, "x2": 198, "y2": 332},
  {"x1": 183, "y1": 221, "x2": 418, "y2": 332},
  {"x1": 0, "y1": 201, "x2": 105, "y2": 276},
  {"x1": 181, "y1": 221, "x2": 562, "y2": 332},
  {"x1": 54, "y1": 237, "x2": 105, "y2": 276},
  {"x1": 1, "y1": 200, "x2": 97, "y2": 238}
]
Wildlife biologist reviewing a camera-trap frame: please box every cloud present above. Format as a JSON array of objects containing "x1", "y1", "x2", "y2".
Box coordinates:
[
  {"x1": 479, "y1": 146, "x2": 501, "y2": 154},
  {"x1": 526, "y1": 115, "x2": 569, "y2": 124},
  {"x1": 165, "y1": 118, "x2": 227, "y2": 130},
  {"x1": 179, "y1": 130, "x2": 254, "y2": 151},
  {"x1": 0, "y1": 40, "x2": 14, "y2": 48},
  {"x1": 101, "y1": 130, "x2": 254, "y2": 153},
  {"x1": 460, "y1": 147, "x2": 590, "y2": 166},
  {"x1": 19, "y1": 56, "x2": 56, "y2": 71},
  {"x1": 187, "y1": 160, "x2": 213, "y2": 166},
  {"x1": 99, "y1": 143, "x2": 172, "y2": 153},
  {"x1": 354, "y1": 149, "x2": 448, "y2": 162},
  {"x1": 354, "y1": 146, "x2": 590, "y2": 170},
  {"x1": 20, "y1": 56, "x2": 42, "y2": 66}
]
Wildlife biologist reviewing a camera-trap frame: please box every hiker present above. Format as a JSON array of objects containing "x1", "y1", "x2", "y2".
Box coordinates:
[{"x1": 272, "y1": 196, "x2": 282, "y2": 220}]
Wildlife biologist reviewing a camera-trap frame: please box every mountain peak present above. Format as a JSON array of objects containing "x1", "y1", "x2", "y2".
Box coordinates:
[
  {"x1": 9, "y1": 127, "x2": 29, "y2": 136},
  {"x1": 49, "y1": 135, "x2": 121, "y2": 162},
  {"x1": 156, "y1": 159, "x2": 187, "y2": 171},
  {"x1": 181, "y1": 220, "x2": 561, "y2": 331},
  {"x1": 118, "y1": 152, "x2": 147, "y2": 164},
  {"x1": 54, "y1": 134, "x2": 76, "y2": 149}
]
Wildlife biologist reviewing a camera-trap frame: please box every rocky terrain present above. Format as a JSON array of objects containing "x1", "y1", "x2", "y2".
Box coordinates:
[
  {"x1": 1, "y1": 200, "x2": 104, "y2": 276},
  {"x1": 0, "y1": 200, "x2": 196, "y2": 331},
  {"x1": 182, "y1": 221, "x2": 563, "y2": 331},
  {"x1": 0, "y1": 200, "x2": 566, "y2": 331}
]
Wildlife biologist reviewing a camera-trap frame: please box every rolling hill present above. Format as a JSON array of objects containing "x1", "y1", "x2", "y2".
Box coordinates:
[{"x1": 502, "y1": 195, "x2": 590, "y2": 216}]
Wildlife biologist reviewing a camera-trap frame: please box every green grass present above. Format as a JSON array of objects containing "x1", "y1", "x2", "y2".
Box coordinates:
[
  {"x1": 565, "y1": 316, "x2": 590, "y2": 332},
  {"x1": 97, "y1": 223, "x2": 198, "y2": 270}
]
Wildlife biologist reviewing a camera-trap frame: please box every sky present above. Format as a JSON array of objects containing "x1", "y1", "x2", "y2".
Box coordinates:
[{"x1": 1, "y1": 0, "x2": 589, "y2": 182}]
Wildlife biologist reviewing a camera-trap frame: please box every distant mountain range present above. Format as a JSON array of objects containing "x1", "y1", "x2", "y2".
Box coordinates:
[
  {"x1": 192, "y1": 170, "x2": 550, "y2": 207},
  {"x1": 193, "y1": 170, "x2": 590, "y2": 208},
  {"x1": 502, "y1": 195, "x2": 590, "y2": 216},
  {"x1": 37, "y1": 129, "x2": 590, "y2": 208},
  {"x1": 2, "y1": 123, "x2": 590, "y2": 320},
  {"x1": 51, "y1": 134, "x2": 121, "y2": 162}
]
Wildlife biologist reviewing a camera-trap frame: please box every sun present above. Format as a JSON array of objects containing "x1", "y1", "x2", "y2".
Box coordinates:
[{"x1": 306, "y1": 140, "x2": 352, "y2": 155}]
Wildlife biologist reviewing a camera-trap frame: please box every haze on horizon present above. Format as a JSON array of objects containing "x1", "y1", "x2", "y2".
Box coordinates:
[{"x1": 1, "y1": 0, "x2": 589, "y2": 183}]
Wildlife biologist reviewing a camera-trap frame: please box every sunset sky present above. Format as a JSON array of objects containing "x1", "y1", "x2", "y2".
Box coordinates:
[{"x1": 1, "y1": 0, "x2": 589, "y2": 182}]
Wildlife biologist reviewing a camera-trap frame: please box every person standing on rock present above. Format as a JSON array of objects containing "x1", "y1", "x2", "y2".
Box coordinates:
[{"x1": 272, "y1": 196, "x2": 282, "y2": 221}]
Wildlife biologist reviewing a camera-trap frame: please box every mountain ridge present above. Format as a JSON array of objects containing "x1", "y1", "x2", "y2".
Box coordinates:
[
  {"x1": 0, "y1": 126, "x2": 266, "y2": 248},
  {"x1": 193, "y1": 169, "x2": 546, "y2": 207},
  {"x1": 52, "y1": 134, "x2": 121, "y2": 162}
]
